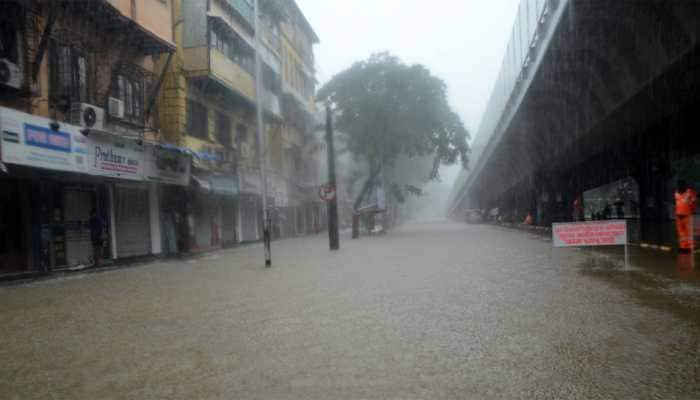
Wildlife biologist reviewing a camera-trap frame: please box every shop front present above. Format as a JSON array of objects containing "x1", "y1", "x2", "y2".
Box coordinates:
[
  {"x1": 210, "y1": 174, "x2": 239, "y2": 247},
  {"x1": 0, "y1": 106, "x2": 175, "y2": 273},
  {"x1": 188, "y1": 172, "x2": 239, "y2": 251},
  {"x1": 144, "y1": 144, "x2": 191, "y2": 256},
  {"x1": 239, "y1": 171, "x2": 262, "y2": 243},
  {"x1": 0, "y1": 174, "x2": 31, "y2": 275},
  {"x1": 87, "y1": 131, "x2": 154, "y2": 260},
  {"x1": 0, "y1": 107, "x2": 111, "y2": 272}
]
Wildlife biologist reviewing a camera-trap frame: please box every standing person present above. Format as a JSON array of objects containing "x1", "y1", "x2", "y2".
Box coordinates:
[
  {"x1": 675, "y1": 180, "x2": 697, "y2": 253},
  {"x1": 573, "y1": 196, "x2": 584, "y2": 221},
  {"x1": 89, "y1": 209, "x2": 105, "y2": 267}
]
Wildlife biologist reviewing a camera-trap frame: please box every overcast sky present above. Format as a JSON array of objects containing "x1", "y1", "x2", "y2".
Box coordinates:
[{"x1": 296, "y1": 0, "x2": 520, "y2": 182}]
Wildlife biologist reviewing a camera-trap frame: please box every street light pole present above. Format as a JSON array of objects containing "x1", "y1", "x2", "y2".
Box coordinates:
[
  {"x1": 326, "y1": 104, "x2": 340, "y2": 250},
  {"x1": 253, "y1": 0, "x2": 271, "y2": 267}
]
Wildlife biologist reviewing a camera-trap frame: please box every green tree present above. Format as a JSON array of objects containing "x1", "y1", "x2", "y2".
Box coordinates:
[{"x1": 318, "y1": 53, "x2": 470, "y2": 209}]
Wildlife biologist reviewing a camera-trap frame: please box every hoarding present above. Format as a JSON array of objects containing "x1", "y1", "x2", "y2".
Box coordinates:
[
  {"x1": 144, "y1": 145, "x2": 191, "y2": 186},
  {"x1": 0, "y1": 108, "x2": 88, "y2": 173},
  {"x1": 88, "y1": 133, "x2": 145, "y2": 181}
]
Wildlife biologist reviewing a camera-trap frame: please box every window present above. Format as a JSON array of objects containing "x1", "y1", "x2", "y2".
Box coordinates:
[
  {"x1": 209, "y1": 24, "x2": 255, "y2": 75},
  {"x1": 216, "y1": 111, "x2": 232, "y2": 147},
  {"x1": 50, "y1": 42, "x2": 93, "y2": 109},
  {"x1": 187, "y1": 100, "x2": 208, "y2": 139},
  {"x1": 0, "y1": 12, "x2": 20, "y2": 64},
  {"x1": 113, "y1": 74, "x2": 144, "y2": 121}
]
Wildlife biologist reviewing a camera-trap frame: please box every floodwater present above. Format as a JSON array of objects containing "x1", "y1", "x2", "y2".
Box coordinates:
[{"x1": 1, "y1": 222, "x2": 699, "y2": 399}]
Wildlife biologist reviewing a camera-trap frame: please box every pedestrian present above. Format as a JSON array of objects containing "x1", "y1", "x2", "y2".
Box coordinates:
[
  {"x1": 573, "y1": 196, "x2": 583, "y2": 221},
  {"x1": 522, "y1": 212, "x2": 534, "y2": 226},
  {"x1": 89, "y1": 208, "x2": 105, "y2": 267},
  {"x1": 675, "y1": 180, "x2": 697, "y2": 253}
]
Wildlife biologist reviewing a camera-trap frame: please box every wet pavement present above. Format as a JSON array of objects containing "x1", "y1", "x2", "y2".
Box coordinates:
[{"x1": 1, "y1": 221, "x2": 699, "y2": 399}]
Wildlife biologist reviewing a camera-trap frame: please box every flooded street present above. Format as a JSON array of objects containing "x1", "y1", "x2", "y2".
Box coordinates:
[{"x1": 1, "y1": 222, "x2": 699, "y2": 399}]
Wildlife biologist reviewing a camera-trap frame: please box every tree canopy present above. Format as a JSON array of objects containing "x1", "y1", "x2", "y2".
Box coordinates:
[{"x1": 318, "y1": 52, "x2": 470, "y2": 207}]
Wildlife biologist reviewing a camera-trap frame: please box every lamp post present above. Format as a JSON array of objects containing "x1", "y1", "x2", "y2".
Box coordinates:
[{"x1": 253, "y1": 0, "x2": 271, "y2": 267}]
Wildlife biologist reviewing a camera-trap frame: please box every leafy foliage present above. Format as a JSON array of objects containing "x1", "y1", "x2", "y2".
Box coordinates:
[{"x1": 318, "y1": 53, "x2": 470, "y2": 206}]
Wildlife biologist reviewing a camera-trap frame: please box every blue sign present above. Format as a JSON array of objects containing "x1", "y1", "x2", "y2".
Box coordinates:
[{"x1": 25, "y1": 124, "x2": 71, "y2": 153}]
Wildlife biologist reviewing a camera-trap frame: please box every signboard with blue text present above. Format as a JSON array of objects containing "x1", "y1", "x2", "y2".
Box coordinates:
[{"x1": 0, "y1": 107, "x2": 88, "y2": 173}]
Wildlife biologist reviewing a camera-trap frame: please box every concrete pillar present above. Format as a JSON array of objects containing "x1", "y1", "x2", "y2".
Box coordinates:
[
  {"x1": 149, "y1": 183, "x2": 162, "y2": 255},
  {"x1": 108, "y1": 184, "x2": 118, "y2": 259}
]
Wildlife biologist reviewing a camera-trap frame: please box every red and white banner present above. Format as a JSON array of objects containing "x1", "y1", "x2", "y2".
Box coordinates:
[{"x1": 552, "y1": 220, "x2": 627, "y2": 247}]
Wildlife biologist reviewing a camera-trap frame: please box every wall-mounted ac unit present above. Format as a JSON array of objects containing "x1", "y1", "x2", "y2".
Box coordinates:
[
  {"x1": 70, "y1": 102, "x2": 105, "y2": 130},
  {"x1": 108, "y1": 96, "x2": 125, "y2": 119},
  {"x1": 0, "y1": 58, "x2": 22, "y2": 90}
]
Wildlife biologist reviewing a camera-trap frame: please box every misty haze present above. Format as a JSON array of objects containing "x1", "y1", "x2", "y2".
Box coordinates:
[{"x1": 1, "y1": 0, "x2": 700, "y2": 399}]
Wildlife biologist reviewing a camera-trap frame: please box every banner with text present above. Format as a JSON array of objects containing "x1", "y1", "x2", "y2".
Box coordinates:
[
  {"x1": 0, "y1": 108, "x2": 88, "y2": 173},
  {"x1": 88, "y1": 134, "x2": 145, "y2": 181},
  {"x1": 144, "y1": 145, "x2": 190, "y2": 186},
  {"x1": 552, "y1": 220, "x2": 628, "y2": 247}
]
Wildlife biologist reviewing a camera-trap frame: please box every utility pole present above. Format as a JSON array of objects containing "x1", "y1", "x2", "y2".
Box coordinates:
[
  {"x1": 253, "y1": 0, "x2": 271, "y2": 267},
  {"x1": 326, "y1": 104, "x2": 340, "y2": 250}
]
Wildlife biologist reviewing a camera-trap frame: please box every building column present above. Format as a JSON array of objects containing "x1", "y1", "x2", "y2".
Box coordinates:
[
  {"x1": 108, "y1": 184, "x2": 118, "y2": 259},
  {"x1": 149, "y1": 183, "x2": 162, "y2": 255}
]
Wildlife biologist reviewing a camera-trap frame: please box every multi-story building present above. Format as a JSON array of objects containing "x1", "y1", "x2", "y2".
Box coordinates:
[
  {"x1": 0, "y1": 0, "x2": 320, "y2": 278},
  {"x1": 276, "y1": 1, "x2": 320, "y2": 236},
  {"x1": 158, "y1": 0, "x2": 320, "y2": 248},
  {"x1": 0, "y1": 0, "x2": 186, "y2": 276}
]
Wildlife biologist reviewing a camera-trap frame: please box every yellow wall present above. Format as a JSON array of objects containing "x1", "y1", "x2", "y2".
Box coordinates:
[
  {"x1": 106, "y1": 0, "x2": 174, "y2": 45},
  {"x1": 182, "y1": 47, "x2": 209, "y2": 75},
  {"x1": 210, "y1": 50, "x2": 256, "y2": 102}
]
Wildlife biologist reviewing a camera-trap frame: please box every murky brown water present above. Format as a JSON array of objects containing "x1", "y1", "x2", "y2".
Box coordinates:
[{"x1": 1, "y1": 222, "x2": 699, "y2": 399}]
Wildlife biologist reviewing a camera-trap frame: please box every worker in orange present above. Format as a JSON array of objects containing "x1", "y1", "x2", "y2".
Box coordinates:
[
  {"x1": 523, "y1": 212, "x2": 534, "y2": 226},
  {"x1": 675, "y1": 180, "x2": 697, "y2": 253}
]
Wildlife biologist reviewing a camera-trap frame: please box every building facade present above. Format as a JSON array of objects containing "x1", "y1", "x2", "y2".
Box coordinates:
[{"x1": 0, "y1": 0, "x2": 321, "y2": 277}]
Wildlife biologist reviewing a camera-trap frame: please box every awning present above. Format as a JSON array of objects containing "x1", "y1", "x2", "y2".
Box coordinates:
[
  {"x1": 192, "y1": 173, "x2": 212, "y2": 192},
  {"x1": 192, "y1": 172, "x2": 239, "y2": 197}
]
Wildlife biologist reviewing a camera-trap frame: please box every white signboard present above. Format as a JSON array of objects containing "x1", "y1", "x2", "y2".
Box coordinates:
[
  {"x1": 88, "y1": 134, "x2": 145, "y2": 180},
  {"x1": 240, "y1": 170, "x2": 261, "y2": 195},
  {"x1": 144, "y1": 145, "x2": 190, "y2": 186},
  {"x1": 0, "y1": 107, "x2": 88, "y2": 173},
  {"x1": 552, "y1": 220, "x2": 628, "y2": 247}
]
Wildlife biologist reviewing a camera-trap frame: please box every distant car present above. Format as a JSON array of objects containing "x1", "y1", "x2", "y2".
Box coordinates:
[{"x1": 465, "y1": 209, "x2": 484, "y2": 224}]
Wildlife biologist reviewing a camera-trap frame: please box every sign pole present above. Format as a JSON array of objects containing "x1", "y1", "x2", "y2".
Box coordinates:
[
  {"x1": 325, "y1": 104, "x2": 340, "y2": 251},
  {"x1": 253, "y1": 0, "x2": 271, "y2": 267}
]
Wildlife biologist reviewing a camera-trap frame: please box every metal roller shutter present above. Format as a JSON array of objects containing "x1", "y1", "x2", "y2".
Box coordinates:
[{"x1": 114, "y1": 185, "x2": 151, "y2": 258}]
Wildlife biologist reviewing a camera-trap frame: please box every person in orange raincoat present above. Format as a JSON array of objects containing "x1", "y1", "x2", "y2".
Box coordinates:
[{"x1": 675, "y1": 180, "x2": 697, "y2": 253}]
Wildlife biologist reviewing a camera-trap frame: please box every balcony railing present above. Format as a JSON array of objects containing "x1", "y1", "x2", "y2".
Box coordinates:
[
  {"x1": 262, "y1": 89, "x2": 282, "y2": 118},
  {"x1": 227, "y1": 0, "x2": 255, "y2": 30}
]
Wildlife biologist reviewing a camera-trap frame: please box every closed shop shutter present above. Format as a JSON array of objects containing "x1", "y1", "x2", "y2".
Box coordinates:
[
  {"x1": 240, "y1": 196, "x2": 259, "y2": 242},
  {"x1": 193, "y1": 194, "x2": 213, "y2": 249},
  {"x1": 63, "y1": 189, "x2": 93, "y2": 267},
  {"x1": 115, "y1": 185, "x2": 151, "y2": 258},
  {"x1": 222, "y1": 200, "x2": 237, "y2": 246}
]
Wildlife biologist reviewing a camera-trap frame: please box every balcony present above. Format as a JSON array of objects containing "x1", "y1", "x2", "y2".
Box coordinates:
[
  {"x1": 262, "y1": 89, "x2": 282, "y2": 119},
  {"x1": 183, "y1": 46, "x2": 257, "y2": 104},
  {"x1": 217, "y1": 0, "x2": 255, "y2": 31}
]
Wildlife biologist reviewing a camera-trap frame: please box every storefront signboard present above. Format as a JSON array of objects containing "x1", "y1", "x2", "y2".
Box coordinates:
[
  {"x1": 0, "y1": 107, "x2": 88, "y2": 173},
  {"x1": 144, "y1": 145, "x2": 191, "y2": 186},
  {"x1": 88, "y1": 133, "x2": 145, "y2": 180}
]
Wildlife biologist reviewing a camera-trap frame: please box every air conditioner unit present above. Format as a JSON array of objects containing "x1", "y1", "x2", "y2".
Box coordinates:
[
  {"x1": 70, "y1": 102, "x2": 105, "y2": 130},
  {"x1": 108, "y1": 96, "x2": 125, "y2": 119},
  {"x1": 0, "y1": 58, "x2": 22, "y2": 90}
]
